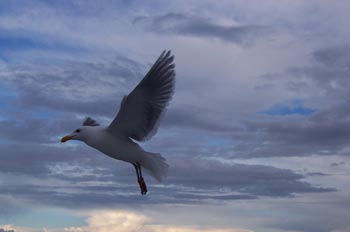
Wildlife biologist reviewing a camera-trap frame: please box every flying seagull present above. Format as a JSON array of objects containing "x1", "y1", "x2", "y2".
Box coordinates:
[{"x1": 61, "y1": 50, "x2": 175, "y2": 195}]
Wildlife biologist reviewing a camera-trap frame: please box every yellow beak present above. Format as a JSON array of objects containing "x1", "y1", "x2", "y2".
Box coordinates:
[{"x1": 60, "y1": 135, "x2": 75, "y2": 143}]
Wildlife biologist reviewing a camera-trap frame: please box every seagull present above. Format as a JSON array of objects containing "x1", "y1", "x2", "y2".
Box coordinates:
[{"x1": 60, "y1": 50, "x2": 175, "y2": 195}]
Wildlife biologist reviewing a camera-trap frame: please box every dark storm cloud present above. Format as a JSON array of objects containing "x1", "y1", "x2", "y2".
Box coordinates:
[{"x1": 134, "y1": 13, "x2": 272, "y2": 45}]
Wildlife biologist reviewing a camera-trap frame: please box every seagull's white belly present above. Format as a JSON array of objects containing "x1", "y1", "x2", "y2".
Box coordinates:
[{"x1": 86, "y1": 131, "x2": 143, "y2": 163}]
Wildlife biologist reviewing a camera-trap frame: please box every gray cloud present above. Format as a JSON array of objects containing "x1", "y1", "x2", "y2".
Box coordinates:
[
  {"x1": 163, "y1": 107, "x2": 240, "y2": 133},
  {"x1": 231, "y1": 113, "x2": 350, "y2": 158},
  {"x1": 167, "y1": 158, "x2": 333, "y2": 197},
  {"x1": 134, "y1": 13, "x2": 272, "y2": 45},
  {"x1": 0, "y1": 55, "x2": 143, "y2": 113},
  {"x1": 313, "y1": 44, "x2": 350, "y2": 67},
  {"x1": 0, "y1": 46, "x2": 338, "y2": 211},
  {"x1": 0, "y1": 1, "x2": 349, "y2": 232},
  {"x1": 0, "y1": 118, "x2": 80, "y2": 143},
  {"x1": 330, "y1": 161, "x2": 346, "y2": 167},
  {"x1": 0, "y1": 144, "x2": 91, "y2": 175},
  {"x1": 225, "y1": 44, "x2": 350, "y2": 159},
  {"x1": 134, "y1": 44, "x2": 350, "y2": 162},
  {"x1": 0, "y1": 229, "x2": 14, "y2": 232},
  {"x1": 0, "y1": 28, "x2": 87, "y2": 54},
  {"x1": 0, "y1": 140, "x2": 335, "y2": 209},
  {"x1": 268, "y1": 196, "x2": 350, "y2": 232}
]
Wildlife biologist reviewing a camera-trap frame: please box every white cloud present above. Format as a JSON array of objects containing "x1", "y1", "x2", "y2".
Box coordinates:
[
  {"x1": 63, "y1": 210, "x2": 251, "y2": 232},
  {"x1": 0, "y1": 225, "x2": 16, "y2": 232},
  {"x1": 148, "y1": 227, "x2": 251, "y2": 232},
  {"x1": 63, "y1": 210, "x2": 148, "y2": 232},
  {"x1": 0, "y1": 224, "x2": 43, "y2": 232}
]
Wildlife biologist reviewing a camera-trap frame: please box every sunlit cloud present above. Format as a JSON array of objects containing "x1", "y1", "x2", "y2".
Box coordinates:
[
  {"x1": 0, "y1": 225, "x2": 15, "y2": 232},
  {"x1": 63, "y1": 210, "x2": 251, "y2": 232}
]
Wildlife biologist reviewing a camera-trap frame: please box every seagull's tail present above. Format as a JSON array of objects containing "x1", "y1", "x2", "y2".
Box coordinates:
[{"x1": 142, "y1": 151, "x2": 169, "y2": 182}]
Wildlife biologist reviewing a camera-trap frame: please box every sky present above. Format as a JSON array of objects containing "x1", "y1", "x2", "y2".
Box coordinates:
[{"x1": 0, "y1": 0, "x2": 349, "y2": 231}]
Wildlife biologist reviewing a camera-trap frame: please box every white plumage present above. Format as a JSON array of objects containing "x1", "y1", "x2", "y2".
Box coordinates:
[{"x1": 61, "y1": 51, "x2": 175, "y2": 195}]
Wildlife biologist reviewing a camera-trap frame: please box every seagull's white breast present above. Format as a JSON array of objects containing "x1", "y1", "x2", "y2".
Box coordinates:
[{"x1": 84, "y1": 127, "x2": 144, "y2": 163}]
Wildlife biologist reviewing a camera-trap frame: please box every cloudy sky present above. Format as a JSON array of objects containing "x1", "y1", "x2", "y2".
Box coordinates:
[{"x1": 0, "y1": 0, "x2": 349, "y2": 232}]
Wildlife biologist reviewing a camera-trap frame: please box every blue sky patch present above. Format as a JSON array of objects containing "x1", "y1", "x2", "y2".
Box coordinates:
[
  {"x1": 0, "y1": 29, "x2": 87, "y2": 56},
  {"x1": 0, "y1": 85, "x2": 17, "y2": 109},
  {"x1": 263, "y1": 100, "x2": 316, "y2": 116},
  {"x1": 4, "y1": 208, "x2": 85, "y2": 229}
]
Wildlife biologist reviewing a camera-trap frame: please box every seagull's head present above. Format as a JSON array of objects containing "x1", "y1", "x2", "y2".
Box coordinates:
[
  {"x1": 61, "y1": 117, "x2": 100, "y2": 143},
  {"x1": 60, "y1": 127, "x2": 91, "y2": 143}
]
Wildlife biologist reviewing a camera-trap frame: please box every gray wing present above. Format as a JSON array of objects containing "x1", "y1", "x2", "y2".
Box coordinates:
[
  {"x1": 83, "y1": 117, "x2": 100, "y2": 126},
  {"x1": 107, "y1": 50, "x2": 175, "y2": 141}
]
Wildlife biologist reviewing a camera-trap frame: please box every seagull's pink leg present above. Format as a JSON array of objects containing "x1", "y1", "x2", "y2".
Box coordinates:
[
  {"x1": 137, "y1": 162, "x2": 148, "y2": 194},
  {"x1": 132, "y1": 162, "x2": 147, "y2": 195}
]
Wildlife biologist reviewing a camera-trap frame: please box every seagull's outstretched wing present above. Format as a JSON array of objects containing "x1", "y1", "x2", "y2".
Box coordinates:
[
  {"x1": 107, "y1": 50, "x2": 175, "y2": 141},
  {"x1": 83, "y1": 117, "x2": 100, "y2": 127}
]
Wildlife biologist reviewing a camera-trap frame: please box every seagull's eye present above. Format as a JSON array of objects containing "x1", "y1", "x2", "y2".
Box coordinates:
[{"x1": 75, "y1": 129, "x2": 81, "y2": 133}]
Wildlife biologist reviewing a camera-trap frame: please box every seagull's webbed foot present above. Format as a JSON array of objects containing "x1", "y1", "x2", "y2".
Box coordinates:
[{"x1": 138, "y1": 178, "x2": 147, "y2": 195}]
